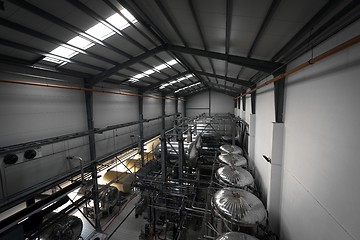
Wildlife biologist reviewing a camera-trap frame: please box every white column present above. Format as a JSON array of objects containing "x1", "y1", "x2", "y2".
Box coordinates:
[{"x1": 267, "y1": 122, "x2": 284, "y2": 235}]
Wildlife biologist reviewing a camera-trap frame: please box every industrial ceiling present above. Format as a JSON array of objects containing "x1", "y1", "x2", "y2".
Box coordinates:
[{"x1": 0, "y1": 0, "x2": 359, "y2": 97}]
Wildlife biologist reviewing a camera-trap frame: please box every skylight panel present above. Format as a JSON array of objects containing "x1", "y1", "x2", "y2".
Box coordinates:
[
  {"x1": 129, "y1": 78, "x2": 139, "y2": 83},
  {"x1": 166, "y1": 59, "x2": 177, "y2": 65},
  {"x1": 43, "y1": 57, "x2": 63, "y2": 64},
  {"x1": 50, "y1": 46, "x2": 77, "y2": 59},
  {"x1": 135, "y1": 73, "x2": 147, "y2": 79},
  {"x1": 175, "y1": 82, "x2": 201, "y2": 93},
  {"x1": 67, "y1": 36, "x2": 94, "y2": 50},
  {"x1": 121, "y1": 9, "x2": 137, "y2": 23},
  {"x1": 86, "y1": 22, "x2": 114, "y2": 41},
  {"x1": 155, "y1": 64, "x2": 167, "y2": 71},
  {"x1": 43, "y1": 7, "x2": 138, "y2": 66},
  {"x1": 144, "y1": 69, "x2": 155, "y2": 75},
  {"x1": 107, "y1": 13, "x2": 129, "y2": 30}
]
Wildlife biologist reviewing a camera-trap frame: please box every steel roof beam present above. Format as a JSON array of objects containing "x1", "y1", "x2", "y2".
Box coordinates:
[
  {"x1": 7, "y1": 0, "x2": 165, "y2": 85},
  {"x1": 67, "y1": 0, "x2": 179, "y2": 78},
  {"x1": 188, "y1": 0, "x2": 219, "y2": 84},
  {"x1": 166, "y1": 45, "x2": 281, "y2": 73},
  {"x1": 272, "y1": 0, "x2": 343, "y2": 61},
  {"x1": 236, "y1": 0, "x2": 280, "y2": 81},
  {"x1": 104, "y1": 0, "x2": 158, "y2": 46},
  {"x1": 154, "y1": 0, "x2": 211, "y2": 89},
  {"x1": 208, "y1": 84, "x2": 237, "y2": 96},
  {"x1": 192, "y1": 70, "x2": 252, "y2": 87},
  {"x1": 88, "y1": 46, "x2": 163, "y2": 85},
  {"x1": 279, "y1": 1, "x2": 360, "y2": 63}
]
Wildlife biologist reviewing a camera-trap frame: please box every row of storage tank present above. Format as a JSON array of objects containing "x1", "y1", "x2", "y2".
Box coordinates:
[{"x1": 213, "y1": 144, "x2": 265, "y2": 240}]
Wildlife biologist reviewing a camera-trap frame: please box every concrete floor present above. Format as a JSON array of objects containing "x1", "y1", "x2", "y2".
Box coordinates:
[{"x1": 103, "y1": 195, "x2": 147, "y2": 240}]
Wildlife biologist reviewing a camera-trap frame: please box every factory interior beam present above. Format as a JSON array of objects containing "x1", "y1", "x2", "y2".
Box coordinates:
[
  {"x1": 166, "y1": 45, "x2": 282, "y2": 73},
  {"x1": 192, "y1": 70, "x2": 253, "y2": 87}
]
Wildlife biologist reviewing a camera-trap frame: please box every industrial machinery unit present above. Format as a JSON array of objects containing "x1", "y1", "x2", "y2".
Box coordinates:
[{"x1": 134, "y1": 114, "x2": 277, "y2": 240}]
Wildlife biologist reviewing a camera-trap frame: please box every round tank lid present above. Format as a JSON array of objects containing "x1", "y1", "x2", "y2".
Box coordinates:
[
  {"x1": 216, "y1": 165, "x2": 254, "y2": 188},
  {"x1": 212, "y1": 188, "x2": 266, "y2": 226},
  {"x1": 218, "y1": 153, "x2": 247, "y2": 167},
  {"x1": 220, "y1": 144, "x2": 243, "y2": 155},
  {"x1": 216, "y1": 232, "x2": 259, "y2": 240}
]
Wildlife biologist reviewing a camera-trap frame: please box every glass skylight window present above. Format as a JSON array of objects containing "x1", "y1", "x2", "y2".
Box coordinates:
[
  {"x1": 43, "y1": 57, "x2": 63, "y2": 64},
  {"x1": 159, "y1": 73, "x2": 194, "y2": 89},
  {"x1": 166, "y1": 59, "x2": 177, "y2": 65},
  {"x1": 127, "y1": 59, "x2": 179, "y2": 83},
  {"x1": 67, "y1": 36, "x2": 94, "y2": 50},
  {"x1": 121, "y1": 9, "x2": 136, "y2": 23},
  {"x1": 174, "y1": 82, "x2": 201, "y2": 93},
  {"x1": 144, "y1": 69, "x2": 155, "y2": 75},
  {"x1": 43, "y1": 8, "x2": 137, "y2": 65},
  {"x1": 155, "y1": 64, "x2": 167, "y2": 71},
  {"x1": 86, "y1": 22, "x2": 114, "y2": 41}
]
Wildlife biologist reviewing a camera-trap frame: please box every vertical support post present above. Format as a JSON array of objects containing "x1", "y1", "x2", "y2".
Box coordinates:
[
  {"x1": 175, "y1": 97, "x2": 179, "y2": 129},
  {"x1": 237, "y1": 97, "x2": 240, "y2": 117},
  {"x1": 273, "y1": 66, "x2": 286, "y2": 123},
  {"x1": 184, "y1": 98, "x2": 187, "y2": 118},
  {"x1": 175, "y1": 98, "x2": 179, "y2": 115},
  {"x1": 242, "y1": 95, "x2": 246, "y2": 111},
  {"x1": 84, "y1": 88, "x2": 101, "y2": 232},
  {"x1": 138, "y1": 96, "x2": 145, "y2": 167},
  {"x1": 161, "y1": 95, "x2": 166, "y2": 130},
  {"x1": 209, "y1": 89, "x2": 211, "y2": 116},
  {"x1": 177, "y1": 125, "x2": 184, "y2": 183},
  {"x1": 160, "y1": 131, "x2": 167, "y2": 182},
  {"x1": 187, "y1": 126, "x2": 192, "y2": 143},
  {"x1": 251, "y1": 85, "x2": 256, "y2": 114}
]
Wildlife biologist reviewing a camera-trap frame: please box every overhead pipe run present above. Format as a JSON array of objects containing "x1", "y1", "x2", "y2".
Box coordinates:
[
  {"x1": 0, "y1": 79, "x2": 183, "y2": 101},
  {"x1": 236, "y1": 34, "x2": 360, "y2": 99}
]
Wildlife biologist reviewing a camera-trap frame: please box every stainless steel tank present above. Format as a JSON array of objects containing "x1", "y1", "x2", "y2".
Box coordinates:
[
  {"x1": 216, "y1": 232, "x2": 259, "y2": 240},
  {"x1": 212, "y1": 188, "x2": 266, "y2": 226},
  {"x1": 218, "y1": 153, "x2": 247, "y2": 167},
  {"x1": 216, "y1": 165, "x2": 254, "y2": 188},
  {"x1": 220, "y1": 144, "x2": 243, "y2": 155}
]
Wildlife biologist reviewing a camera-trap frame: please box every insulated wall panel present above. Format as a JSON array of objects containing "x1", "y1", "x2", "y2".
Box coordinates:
[
  {"x1": 93, "y1": 93, "x2": 139, "y2": 158},
  {"x1": 280, "y1": 19, "x2": 360, "y2": 240},
  {"x1": 253, "y1": 78, "x2": 274, "y2": 204},
  {"x1": 0, "y1": 69, "x2": 88, "y2": 203},
  {"x1": 143, "y1": 97, "x2": 162, "y2": 138},
  {"x1": 210, "y1": 91, "x2": 234, "y2": 115}
]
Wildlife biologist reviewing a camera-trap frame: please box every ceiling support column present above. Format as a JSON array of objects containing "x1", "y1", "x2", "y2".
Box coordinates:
[
  {"x1": 273, "y1": 66, "x2": 287, "y2": 123},
  {"x1": 84, "y1": 87, "x2": 101, "y2": 232},
  {"x1": 138, "y1": 95, "x2": 145, "y2": 167}
]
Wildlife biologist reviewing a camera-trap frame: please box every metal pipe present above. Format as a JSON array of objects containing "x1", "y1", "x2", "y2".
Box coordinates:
[
  {"x1": 236, "y1": 34, "x2": 360, "y2": 98},
  {"x1": 0, "y1": 181, "x2": 81, "y2": 234},
  {"x1": 0, "y1": 79, "x2": 182, "y2": 101}
]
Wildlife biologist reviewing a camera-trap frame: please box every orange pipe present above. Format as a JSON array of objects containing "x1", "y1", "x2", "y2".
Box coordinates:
[
  {"x1": 235, "y1": 34, "x2": 360, "y2": 99},
  {"x1": 0, "y1": 79, "x2": 181, "y2": 101}
]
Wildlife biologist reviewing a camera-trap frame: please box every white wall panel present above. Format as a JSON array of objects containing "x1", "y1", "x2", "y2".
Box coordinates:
[
  {"x1": 280, "y1": 20, "x2": 360, "y2": 240},
  {"x1": 0, "y1": 71, "x2": 88, "y2": 202},
  {"x1": 93, "y1": 93, "x2": 138, "y2": 127},
  {"x1": 245, "y1": 95, "x2": 251, "y2": 124},
  {"x1": 0, "y1": 83, "x2": 87, "y2": 146},
  {"x1": 210, "y1": 91, "x2": 234, "y2": 115},
  {"x1": 253, "y1": 79, "x2": 274, "y2": 204},
  {"x1": 143, "y1": 97, "x2": 162, "y2": 138},
  {"x1": 186, "y1": 90, "x2": 234, "y2": 117},
  {"x1": 165, "y1": 99, "x2": 176, "y2": 115}
]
